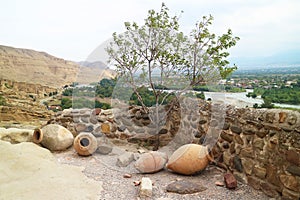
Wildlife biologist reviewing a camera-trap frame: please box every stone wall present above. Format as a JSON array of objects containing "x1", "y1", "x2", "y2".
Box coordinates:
[{"x1": 49, "y1": 101, "x2": 300, "y2": 199}]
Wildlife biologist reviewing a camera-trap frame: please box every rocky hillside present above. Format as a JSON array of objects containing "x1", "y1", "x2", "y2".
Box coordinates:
[{"x1": 0, "y1": 45, "x2": 115, "y2": 88}]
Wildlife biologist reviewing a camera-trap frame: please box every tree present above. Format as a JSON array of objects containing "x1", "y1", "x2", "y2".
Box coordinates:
[{"x1": 106, "y1": 3, "x2": 239, "y2": 149}]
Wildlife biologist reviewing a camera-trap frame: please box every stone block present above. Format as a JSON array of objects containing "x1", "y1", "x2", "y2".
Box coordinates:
[
  {"x1": 286, "y1": 165, "x2": 300, "y2": 177},
  {"x1": 260, "y1": 182, "x2": 279, "y2": 198},
  {"x1": 266, "y1": 165, "x2": 282, "y2": 187},
  {"x1": 280, "y1": 175, "x2": 299, "y2": 191},
  {"x1": 253, "y1": 137, "x2": 265, "y2": 150},
  {"x1": 286, "y1": 150, "x2": 300, "y2": 166},
  {"x1": 96, "y1": 144, "x2": 113, "y2": 155},
  {"x1": 139, "y1": 177, "x2": 152, "y2": 197},
  {"x1": 241, "y1": 158, "x2": 254, "y2": 175},
  {"x1": 234, "y1": 135, "x2": 244, "y2": 145},
  {"x1": 240, "y1": 147, "x2": 254, "y2": 158},
  {"x1": 101, "y1": 123, "x2": 110, "y2": 134},
  {"x1": 279, "y1": 112, "x2": 287, "y2": 123},
  {"x1": 253, "y1": 166, "x2": 267, "y2": 179},
  {"x1": 116, "y1": 152, "x2": 134, "y2": 167},
  {"x1": 220, "y1": 131, "x2": 233, "y2": 143},
  {"x1": 282, "y1": 188, "x2": 300, "y2": 200},
  {"x1": 230, "y1": 125, "x2": 242, "y2": 134},
  {"x1": 247, "y1": 176, "x2": 261, "y2": 190},
  {"x1": 224, "y1": 173, "x2": 237, "y2": 189}
]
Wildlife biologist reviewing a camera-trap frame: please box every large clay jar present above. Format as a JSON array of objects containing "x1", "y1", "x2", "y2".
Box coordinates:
[
  {"x1": 33, "y1": 124, "x2": 74, "y2": 151},
  {"x1": 135, "y1": 151, "x2": 168, "y2": 173},
  {"x1": 166, "y1": 144, "x2": 210, "y2": 175},
  {"x1": 73, "y1": 132, "x2": 97, "y2": 156}
]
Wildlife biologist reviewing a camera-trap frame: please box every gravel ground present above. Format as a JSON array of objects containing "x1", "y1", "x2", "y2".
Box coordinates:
[{"x1": 54, "y1": 144, "x2": 270, "y2": 200}]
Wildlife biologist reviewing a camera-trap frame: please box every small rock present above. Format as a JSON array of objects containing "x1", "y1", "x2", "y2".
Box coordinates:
[
  {"x1": 116, "y1": 152, "x2": 134, "y2": 167},
  {"x1": 166, "y1": 180, "x2": 207, "y2": 194},
  {"x1": 96, "y1": 144, "x2": 113, "y2": 155},
  {"x1": 224, "y1": 173, "x2": 237, "y2": 189},
  {"x1": 123, "y1": 174, "x2": 132, "y2": 178},
  {"x1": 139, "y1": 177, "x2": 152, "y2": 198},
  {"x1": 134, "y1": 180, "x2": 141, "y2": 186},
  {"x1": 215, "y1": 181, "x2": 225, "y2": 187}
]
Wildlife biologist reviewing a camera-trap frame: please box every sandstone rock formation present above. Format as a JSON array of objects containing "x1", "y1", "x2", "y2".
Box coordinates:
[{"x1": 0, "y1": 140, "x2": 102, "y2": 200}]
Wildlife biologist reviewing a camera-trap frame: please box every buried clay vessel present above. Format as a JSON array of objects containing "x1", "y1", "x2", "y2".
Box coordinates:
[
  {"x1": 73, "y1": 132, "x2": 98, "y2": 156},
  {"x1": 135, "y1": 151, "x2": 168, "y2": 173},
  {"x1": 33, "y1": 124, "x2": 74, "y2": 151},
  {"x1": 166, "y1": 144, "x2": 212, "y2": 175}
]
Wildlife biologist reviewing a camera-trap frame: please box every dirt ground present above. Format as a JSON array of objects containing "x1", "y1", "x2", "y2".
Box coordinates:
[{"x1": 54, "y1": 143, "x2": 270, "y2": 200}]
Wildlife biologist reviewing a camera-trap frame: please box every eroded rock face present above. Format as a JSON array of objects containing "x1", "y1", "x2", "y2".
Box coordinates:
[
  {"x1": 0, "y1": 140, "x2": 102, "y2": 200},
  {"x1": 0, "y1": 128, "x2": 33, "y2": 143}
]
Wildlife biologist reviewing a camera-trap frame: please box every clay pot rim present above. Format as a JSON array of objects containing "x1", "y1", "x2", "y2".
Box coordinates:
[{"x1": 33, "y1": 128, "x2": 43, "y2": 144}]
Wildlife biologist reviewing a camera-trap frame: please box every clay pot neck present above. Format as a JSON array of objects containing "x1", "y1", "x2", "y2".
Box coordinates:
[{"x1": 33, "y1": 128, "x2": 43, "y2": 144}]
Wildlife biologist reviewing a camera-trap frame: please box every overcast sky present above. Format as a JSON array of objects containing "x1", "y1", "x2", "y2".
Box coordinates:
[{"x1": 1, "y1": 0, "x2": 299, "y2": 62}]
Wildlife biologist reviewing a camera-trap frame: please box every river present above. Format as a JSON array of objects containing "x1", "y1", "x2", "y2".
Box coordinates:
[{"x1": 202, "y1": 89, "x2": 300, "y2": 109}]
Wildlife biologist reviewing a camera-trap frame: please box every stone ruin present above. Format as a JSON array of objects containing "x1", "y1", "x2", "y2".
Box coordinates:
[{"x1": 45, "y1": 97, "x2": 300, "y2": 199}]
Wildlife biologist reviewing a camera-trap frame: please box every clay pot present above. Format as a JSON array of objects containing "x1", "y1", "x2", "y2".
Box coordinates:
[
  {"x1": 73, "y1": 132, "x2": 97, "y2": 156},
  {"x1": 135, "y1": 151, "x2": 168, "y2": 173},
  {"x1": 33, "y1": 124, "x2": 74, "y2": 151},
  {"x1": 166, "y1": 144, "x2": 210, "y2": 175}
]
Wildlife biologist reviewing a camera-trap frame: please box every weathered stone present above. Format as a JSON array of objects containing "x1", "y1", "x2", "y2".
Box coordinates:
[
  {"x1": 81, "y1": 117, "x2": 89, "y2": 123},
  {"x1": 166, "y1": 180, "x2": 207, "y2": 194},
  {"x1": 282, "y1": 188, "x2": 300, "y2": 200},
  {"x1": 233, "y1": 155, "x2": 243, "y2": 172},
  {"x1": 260, "y1": 182, "x2": 279, "y2": 198},
  {"x1": 101, "y1": 123, "x2": 110, "y2": 134},
  {"x1": 241, "y1": 158, "x2": 254, "y2": 175},
  {"x1": 223, "y1": 123, "x2": 230, "y2": 130},
  {"x1": 116, "y1": 152, "x2": 134, "y2": 167},
  {"x1": 233, "y1": 171, "x2": 247, "y2": 184},
  {"x1": 240, "y1": 147, "x2": 254, "y2": 158},
  {"x1": 234, "y1": 135, "x2": 244, "y2": 145},
  {"x1": 89, "y1": 116, "x2": 98, "y2": 124},
  {"x1": 286, "y1": 149, "x2": 300, "y2": 166},
  {"x1": 279, "y1": 112, "x2": 287, "y2": 123},
  {"x1": 280, "y1": 175, "x2": 299, "y2": 191},
  {"x1": 92, "y1": 108, "x2": 101, "y2": 115},
  {"x1": 0, "y1": 128, "x2": 33, "y2": 143},
  {"x1": 221, "y1": 131, "x2": 233, "y2": 143},
  {"x1": 117, "y1": 125, "x2": 126, "y2": 132},
  {"x1": 253, "y1": 137, "x2": 265, "y2": 150},
  {"x1": 139, "y1": 177, "x2": 152, "y2": 197},
  {"x1": 75, "y1": 123, "x2": 87, "y2": 133},
  {"x1": 244, "y1": 128, "x2": 255, "y2": 135},
  {"x1": 256, "y1": 130, "x2": 268, "y2": 138},
  {"x1": 199, "y1": 119, "x2": 207, "y2": 124},
  {"x1": 282, "y1": 126, "x2": 293, "y2": 132},
  {"x1": 223, "y1": 151, "x2": 232, "y2": 166},
  {"x1": 253, "y1": 166, "x2": 267, "y2": 179},
  {"x1": 224, "y1": 173, "x2": 237, "y2": 189},
  {"x1": 96, "y1": 144, "x2": 113, "y2": 155},
  {"x1": 286, "y1": 165, "x2": 300, "y2": 177},
  {"x1": 287, "y1": 114, "x2": 297, "y2": 125},
  {"x1": 247, "y1": 176, "x2": 261, "y2": 190},
  {"x1": 230, "y1": 126, "x2": 242, "y2": 134},
  {"x1": 266, "y1": 112, "x2": 275, "y2": 123},
  {"x1": 266, "y1": 165, "x2": 282, "y2": 187}
]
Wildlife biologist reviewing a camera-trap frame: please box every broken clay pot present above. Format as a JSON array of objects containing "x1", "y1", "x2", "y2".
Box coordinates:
[{"x1": 135, "y1": 151, "x2": 168, "y2": 173}]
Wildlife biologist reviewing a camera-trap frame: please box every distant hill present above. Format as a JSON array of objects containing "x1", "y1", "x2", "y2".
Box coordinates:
[
  {"x1": 0, "y1": 45, "x2": 115, "y2": 88},
  {"x1": 77, "y1": 61, "x2": 116, "y2": 84},
  {"x1": 230, "y1": 49, "x2": 300, "y2": 70}
]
